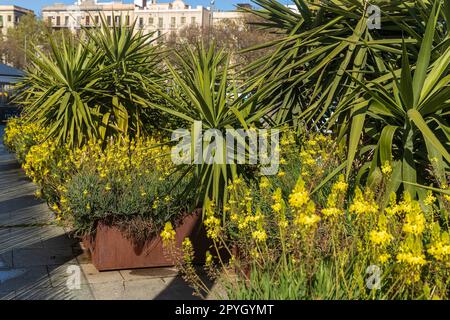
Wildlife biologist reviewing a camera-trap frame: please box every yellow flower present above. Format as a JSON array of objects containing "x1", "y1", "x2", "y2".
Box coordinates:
[
  {"x1": 295, "y1": 213, "x2": 321, "y2": 227},
  {"x1": 182, "y1": 237, "x2": 192, "y2": 251},
  {"x1": 252, "y1": 230, "x2": 267, "y2": 242},
  {"x1": 369, "y1": 230, "x2": 393, "y2": 246},
  {"x1": 289, "y1": 177, "x2": 310, "y2": 210},
  {"x1": 349, "y1": 187, "x2": 379, "y2": 215},
  {"x1": 428, "y1": 241, "x2": 450, "y2": 262},
  {"x1": 259, "y1": 177, "x2": 270, "y2": 189},
  {"x1": 403, "y1": 211, "x2": 425, "y2": 236},
  {"x1": 250, "y1": 248, "x2": 260, "y2": 258},
  {"x1": 277, "y1": 171, "x2": 286, "y2": 177},
  {"x1": 204, "y1": 201, "x2": 221, "y2": 241},
  {"x1": 424, "y1": 191, "x2": 436, "y2": 206},
  {"x1": 378, "y1": 253, "x2": 391, "y2": 264},
  {"x1": 271, "y1": 202, "x2": 282, "y2": 213},
  {"x1": 51, "y1": 203, "x2": 61, "y2": 213},
  {"x1": 161, "y1": 222, "x2": 176, "y2": 243},
  {"x1": 205, "y1": 251, "x2": 213, "y2": 266},
  {"x1": 294, "y1": 201, "x2": 320, "y2": 228},
  {"x1": 381, "y1": 161, "x2": 392, "y2": 176},
  {"x1": 396, "y1": 252, "x2": 427, "y2": 267},
  {"x1": 289, "y1": 190, "x2": 309, "y2": 209},
  {"x1": 332, "y1": 175, "x2": 348, "y2": 193}
]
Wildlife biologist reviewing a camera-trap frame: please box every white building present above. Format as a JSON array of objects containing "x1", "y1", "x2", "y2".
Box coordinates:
[
  {"x1": 42, "y1": 0, "x2": 252, "y2": 37},
  {"x1": 0, "y1": 5, "x2": 34, "y2": 37},
  {"x1": 42, "y1": 0, "x2": 212, "y2": 37}
]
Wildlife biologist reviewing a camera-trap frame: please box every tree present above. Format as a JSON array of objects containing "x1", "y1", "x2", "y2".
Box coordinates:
[
  {"x1": 1, "y1": 14, "x2": 48, "y2": 69},
  {"x1": 0, "y1": 14, "x2": 72, "y2": 70},
  {"x1": 165, "y1": 14, "x2": 279, "y2": 73}
]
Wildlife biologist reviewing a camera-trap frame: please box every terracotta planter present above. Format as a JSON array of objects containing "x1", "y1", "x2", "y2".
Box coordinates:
[{"x1": 82, "y1": 212, "x2": 208, "y2": 271}]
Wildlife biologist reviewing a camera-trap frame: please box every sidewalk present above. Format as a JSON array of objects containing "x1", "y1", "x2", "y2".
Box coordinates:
[{"x1": 0, "y1": 125, "x2": 200, "y2": 300}]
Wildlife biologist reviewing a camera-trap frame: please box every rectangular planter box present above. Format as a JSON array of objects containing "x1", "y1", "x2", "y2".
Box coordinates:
[{"x1": 82, "y1": 212, "x2": 208, "y2": 271}]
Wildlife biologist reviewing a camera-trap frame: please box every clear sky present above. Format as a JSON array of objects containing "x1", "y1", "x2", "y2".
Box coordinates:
[{"x1": 0, "y1": 0, "x2": 275, "y2": 15}]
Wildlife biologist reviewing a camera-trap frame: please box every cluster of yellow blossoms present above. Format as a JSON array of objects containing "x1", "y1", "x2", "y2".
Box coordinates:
[
  {"x1": 322, "y1": 175, "x2": 348, "y2": 218},
  {"x1": 289, "y1": 178, "x2": 320, "y2": 229},
  {"x1": 349, "y1": 187, "x2": 379, "y2": 215},
  {"x1": 161, "y1": 222, "x2": 176, "y2": 242},
  {"x1": 3, "y1": 118, "x2": 46, "y2": 162},
  {"x1": 298, "y1": 134, "x2": 339, "y2": 180}
]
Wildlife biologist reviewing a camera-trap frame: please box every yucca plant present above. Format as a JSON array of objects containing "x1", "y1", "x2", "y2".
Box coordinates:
[
  {"x1": 333, "y1": 1, "x2": 450, "y2": 200},
  {"x1": 14, "y1": 15, "x2": 166, "y2": 147},
  {"x1": 85, "y1": 15, "x2": 167, "y2": 138},
  {"x1": 149, "y1": 43, "x2": 271, "y2": 208},
  {"x1": 14, "y1": 36, "x2": 104, "y2": 147},
  {"x1": 241, "y1": 0, "x2": 448, "y2": 130}
]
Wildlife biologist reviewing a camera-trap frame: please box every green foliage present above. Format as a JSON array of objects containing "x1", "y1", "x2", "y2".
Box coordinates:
[
  {"x1": 244, "y1": 0, "x2": 449, "y2": 199},
  {"x1": 65, "y1": 168, "x2": 192, "y2": 237},
  {"x1": 243, "y1": 0, "x2": 437, "y2": 129},
  {"x1": 149, "y1": 43, "x2": 271, "y2": 208},
  {"x1": 334, "y1": 1, "x2": 450, "y2": 199},
  {"x1": 14, "y1": 15, "x2": 166, "y2": 147},
  {"x1": 3, "y1": 117, "x2": 45, "y2": 163}
]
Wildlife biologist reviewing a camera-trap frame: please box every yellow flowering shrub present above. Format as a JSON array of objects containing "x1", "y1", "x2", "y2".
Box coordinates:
[
  {"x1": 5, "y1": 117, "x2": 194, "y2": 236},
  {"x1": 164, "y1": 171, "x2": 450, "y2": 300},
  {"x1": 3, "y1": 118, "x2": 46, "y2": 163}
]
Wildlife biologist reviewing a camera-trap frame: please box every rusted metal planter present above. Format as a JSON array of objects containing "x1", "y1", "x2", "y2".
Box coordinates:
[{"x1": 82, "y1": 212, "x2": 208, "y2": 271}]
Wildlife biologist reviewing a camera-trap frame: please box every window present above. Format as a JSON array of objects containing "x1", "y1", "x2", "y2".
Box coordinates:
[
  {"x1": 170, "y1": 17, "x2": 176, "y2": 28},
  {"x1": 7, "y1": 15, "x2": 12, "y2": 22},
  {"x1": 0, "y1": 16, "x2": 3, "y2": 27},
  {"x1": 115, "y1": 16, "x2": 120, "y2": 25},
  {"x1": 158, "y1": 17, "x2": 163, "y2": 28},
  {"x1": 126, "y1": 15, "x2": 130, "y2": 25},
  {"x1": 139, "y1": 17, "x2": 144, "y2": 27},
  {"x1": 181, "y1": 17, "x2": 186, "y2": 25},
  {"x1": 95, "y1": 16, "x2": 99, "y2": 25},
  {"x1": 56, "y1": 16, "x2": 61, "y2": 26},
  {"x1": 86, "y1": 16, "x2": 90, "y2": 26},
  {"x1": 65, "y1": 16, "x2": 69, "y2": 26},
  {"x1": 48, "y1": 16, "x2": 52, "y2": 25},
  {"x1": 191, "y1": 17, "x2": 196, "y2": 25},
  {"x1": 148, "y1": 17, "x2": 154, "y2": 25},
  {"x1": 107, "y1": 16, "x2": 112, "y2": 26}
]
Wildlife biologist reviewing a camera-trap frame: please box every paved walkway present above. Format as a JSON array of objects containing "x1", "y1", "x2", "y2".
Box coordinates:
[{"x1": 0, "y1": 125, "x2": 200, "y2": 300}]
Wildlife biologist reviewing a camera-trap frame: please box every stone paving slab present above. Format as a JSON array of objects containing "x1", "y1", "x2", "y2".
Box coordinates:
[
  {"x1": 119, "y1": 267, "x2": 178, "y2": 282},
  {"x1": 0, "y1": 266, "x2": 51, "y2": 291},
  {"x1": 0, "y1": 251, "x2": 12, "y2": 268},
  {"x1": 47, "y1": 264, "x2": 89, "y2": 287},
  {"x1": 13, "y1": 247, "x2": 77, "y2": 268},
  {"x1": 79, "y1": 264, "x2": 124, "y2": 285}
]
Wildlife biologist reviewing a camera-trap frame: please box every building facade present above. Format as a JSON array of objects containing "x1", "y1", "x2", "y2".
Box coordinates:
[
  {"x1": 0, "y1": 5, "x2": 34, "y2": 37},
  {"x1": 42, "y1": 0, "x2": 214, "y2": 37}
]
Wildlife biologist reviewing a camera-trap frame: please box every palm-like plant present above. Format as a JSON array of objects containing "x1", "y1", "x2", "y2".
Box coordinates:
[
  {"x1": 86, "y1": 15, "x2": 167, "y2": 138},
  {"x1": 150, "y1": 44, "x2": 269, "y2": 208},
  {"x1": 15, "y1": 15, "x2": 166, "y2": 147},
  {"x1": 15, "y1": 36, "x2": 104, "y2": 147},
  {"x1": 334, "y1": 1, "x2": 450, "y2": 199},
  {"x1": 242, "y1": 0, "x2": 448, "y2": 130}
]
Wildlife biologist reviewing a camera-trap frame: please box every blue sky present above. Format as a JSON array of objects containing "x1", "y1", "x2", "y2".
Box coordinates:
[{"x1": 0, "y1": 0, "x2": 270, "y2": 15}]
